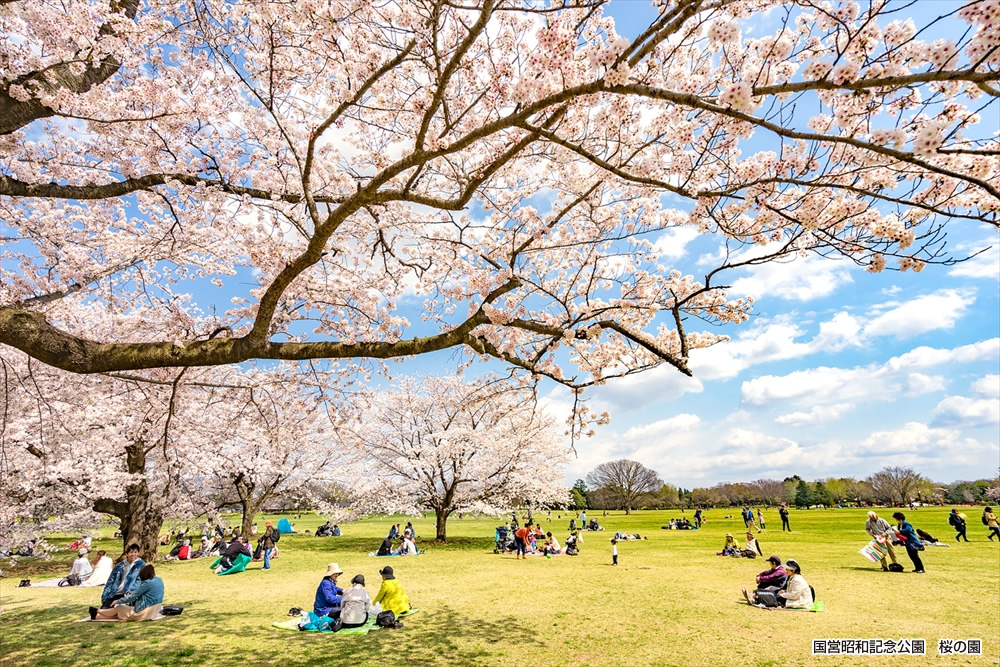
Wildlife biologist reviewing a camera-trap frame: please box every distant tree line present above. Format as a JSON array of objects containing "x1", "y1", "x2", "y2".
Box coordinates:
[{"x1": 573, "y1": 461, "x2": 1000, "y2": 510}]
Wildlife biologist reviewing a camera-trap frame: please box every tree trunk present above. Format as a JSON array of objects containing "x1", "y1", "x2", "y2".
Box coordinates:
[
  {"x1": 240, "y1": 498, "x2": 265, "y2": 541},
  {"x1": 94, "y1": 442, "x2": 164, "y2": 561},
  {"x1": 434, "y1": 508, "x2": 452, "y2": 542}
]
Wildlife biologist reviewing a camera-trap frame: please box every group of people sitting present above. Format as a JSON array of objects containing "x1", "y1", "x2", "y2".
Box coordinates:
[
  {"x1": 315, "y1": 522, "x2": 341, "y2": 537},
  {"x1": 86, "y1": 543, "x2": 166, "y2": 621},
  {"x1": 742, "y1": 556, "x2": 814, "y2": 610},
  {"x1": 307, "y1": 563, "x2": 410, "y2": 631},
  {"x1": 717, "y1": 531, "x2": 764, "y2": 558},
  {"x1": 663, "y1": 518, "x2": 695, "y2": 530},
  {"x1": 60, "y1": 548, "x2": 114, "y2": 587},
  {"x1": 375, "y1": 523, "x2": 420, "y2": 556},
  {"x1": 568, "y1": 518, "x2": 602, "y2": 532}
]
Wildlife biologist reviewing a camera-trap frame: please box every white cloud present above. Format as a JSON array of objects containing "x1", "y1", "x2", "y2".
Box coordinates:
[
  {"x1": 862, "y1": 289, "x2": 975, "y2": 338},
  {"x1": 947, "y1": 244, "x2": 999, "y2": 279},
  {"x1": 740, "y1": 338, "x2": 999, "y2": 407},
  {"x1": 623, "y1": 413, "x2": 700, "y2": 439},
  {"x1": 933, "y1": 396, "x2": 1000, "y2": 427},
  {"x1": 972, "y1": 374, "x2": 1000, "y2": 398},
  {"x1": 728, "y1": 254, "x2": 854, "y2": 302},
  {"x1": 653, "y1": 226, "x2": 701, "y2": 260},
  {"x1": 775, "y1": 403, "x2": 853, "y2": 425},
  {"x1": 858, "y1": 422, "x2": 960, "y2": 455}
]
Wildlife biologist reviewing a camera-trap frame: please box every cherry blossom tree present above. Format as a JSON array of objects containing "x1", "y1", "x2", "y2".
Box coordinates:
[
  {"x1": 0, "y1": 0, "x2": 995, "y2": 394},
  {"x1": 341, "y1": 375, "x2": 570, "y2": 541}
]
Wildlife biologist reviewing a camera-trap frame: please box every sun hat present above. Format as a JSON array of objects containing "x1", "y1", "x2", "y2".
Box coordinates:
[
  {"x1": 726, "y1": 532, "x2": 733, "y2": 537},
  {"x1": 78, "y1": 548, "x2": 90, "y2": 556},
  {"x1": 767, "y1": 555, "x2": 781, "y2": 565},
  {"x1": 324, "y1": 563, "x2": 344, "y2": 577},
  {"x1": 379, "y1": 565, "x2": 395, "y2": 579},
  {"x1": 351, "y1": 574, "x2": 365, "y2": 585},
  {"x1": 785, "y1": 559, "x2": 801, "y2": 574},
  {"x1": 265, "y1": 521, "x2": 273, "y2": 526},
  {"x1": 867, "y1": 511, "x2": 878, "y2": 519}
]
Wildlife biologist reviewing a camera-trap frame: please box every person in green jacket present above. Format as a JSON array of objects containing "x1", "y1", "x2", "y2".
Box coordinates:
[{"x1": 373, "y1": 566, "x2": 410, "y2": 616}]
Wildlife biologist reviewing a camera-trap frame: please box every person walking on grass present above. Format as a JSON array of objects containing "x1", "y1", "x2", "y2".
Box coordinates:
[
  {"x1": 948, "y1": 509, "x2": 969, "y2": 542},
  {"x1": 779, "y1": 504, "x2": 791, "y2": 532},
  {"x1": 757, "y1": 508, "x2": 766, "y2": 531},
  {"x1": 892, "y1": 512, "x2": 925, "y2": 573},
  {"x1": 611, "y1": 538, "x2": 619, "y2": 566},
  {"x1": 985, "y1": 507, "x2": 1000, "y2": 541},
  {"x1": 865, "y1": 511, "x2": 899, "y2": 572}
]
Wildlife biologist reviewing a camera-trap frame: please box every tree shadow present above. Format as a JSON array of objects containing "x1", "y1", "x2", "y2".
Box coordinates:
[{"x1": 1, "y1": 598, "x2": 540, "y2": 666}]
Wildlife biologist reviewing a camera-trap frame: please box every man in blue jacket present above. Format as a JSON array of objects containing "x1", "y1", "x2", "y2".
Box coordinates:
[{"x1": 101, "y1": 544, "x2": 146, "y2": 608}]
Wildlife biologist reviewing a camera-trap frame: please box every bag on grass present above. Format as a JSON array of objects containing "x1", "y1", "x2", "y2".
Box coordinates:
[
  {"x1": 376, "y1": 610, "x2": 396, "y2": 628},
  {"x1": 58, "y1": 574, "x2": 81, "y2": 587},
  {"x1": 162, "y1": 605, "x2": 184, "y2": 616},
  {"x1": 888, "y1": 563, "x2": 904, "y2": 572}
]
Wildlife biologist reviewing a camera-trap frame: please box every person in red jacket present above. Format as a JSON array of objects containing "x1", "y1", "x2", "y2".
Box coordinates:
[{"x1": 513, "y1": 525, "x2": 531, "y2": 560}]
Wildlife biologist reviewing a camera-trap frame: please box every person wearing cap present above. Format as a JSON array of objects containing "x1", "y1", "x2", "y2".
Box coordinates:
[
  {"x1": 259, "y1": 521, "x2": 277, "y2": 570},
  {"x1": 865, "y1": 510, "x2": 899, "y2": 571},
  {"x1": 745, "y1": 531, "x2": 763, "y2": 557},
  {"x1": 718, "y1": 533, "x2": 741, "y2": 556},
  {"x1": 373, "y1": 566, "x2": 411, "y2": 617},
  {"x1": 69, "y1": 548, "x2": 94, "y2": 583},
  {"x1": 755, "y1": 556, "x2": 787, "y2": 589},
  {"x1": 339, "y1": 574, "x2": 373, "y2": 629},
  {"x1": 775, "y1": 559, "x2": 813, "y2": 609},
  {"x1": 314, "y1": 563, "x2": 345, "y2": 618}
]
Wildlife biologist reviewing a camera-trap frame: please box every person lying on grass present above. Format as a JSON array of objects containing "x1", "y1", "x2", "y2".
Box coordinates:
[
  {"x1": 755, "y1": 556, "x2": 787, "y2": 589},
  {"x1": 373, "y1": 566, "x2": 411, "y2": 617},
  {"x1": 91, "y1": 564, "x2": 163, "y2": 621}
]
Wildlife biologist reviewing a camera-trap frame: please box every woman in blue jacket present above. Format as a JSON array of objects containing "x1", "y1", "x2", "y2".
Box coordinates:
[
  {"x1": 892, "y1": 512, "x2": 925, "y2": 573},
  {"x1": 92, "y1": 564, "x2": 164, "y2": 621}
]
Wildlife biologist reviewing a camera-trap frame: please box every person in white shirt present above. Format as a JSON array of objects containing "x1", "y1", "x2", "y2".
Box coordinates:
[
  {"x1": 338, "y1": 574, "x2": 372, "y2": 629},
  {"x1": 69, "y1": 548, "x2": 94, "y2": 582},
  {"x1": 544, "y1": 532, "x2": 561, "y2": 555},
  {"x1": 777, "y1": 559, "x2": 813, "y2": 609},
  {"x1": 401, "y1": 536, "x2": 418, "y2": 556},
  {"x1": 83, "y1": 550, "x2": 114, "y2": 587}
]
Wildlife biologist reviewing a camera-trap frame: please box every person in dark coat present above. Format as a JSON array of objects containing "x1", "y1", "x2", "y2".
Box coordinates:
[
  {"x1": 892, "y1": 512, "x2": 925, "y2": 573},
  {"x1": 948, "y1": 509, "x2": 968, "y2": 542},
  {"x1": 217, "y1": 536, "x2": 250, "y2": 573}
]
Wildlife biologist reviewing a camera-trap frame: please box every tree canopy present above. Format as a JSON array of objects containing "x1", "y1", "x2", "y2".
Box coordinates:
[{"x1": 1, "y1": 0, "x2": 996, "y2": 391}]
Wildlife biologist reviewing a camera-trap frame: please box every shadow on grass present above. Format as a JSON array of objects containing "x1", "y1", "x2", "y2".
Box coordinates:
[{"x1": 1, "y1": 598, "x2": 539, "y2": 666}]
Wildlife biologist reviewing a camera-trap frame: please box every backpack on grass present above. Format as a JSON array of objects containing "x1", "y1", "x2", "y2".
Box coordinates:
[{"x1": 888, "y1": 563, "x2": 904, "y2": 572}]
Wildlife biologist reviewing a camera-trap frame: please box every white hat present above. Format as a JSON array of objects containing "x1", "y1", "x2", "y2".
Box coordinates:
[
  {"x1": 324, "y1": 562, "x2": 344, "y2": 577},
  {"x1": 867, "y1": 511, "x2": 878, "y2": 519},
  {"x1": 78, "y1": 548, "x2": 90, "y2": 556}
]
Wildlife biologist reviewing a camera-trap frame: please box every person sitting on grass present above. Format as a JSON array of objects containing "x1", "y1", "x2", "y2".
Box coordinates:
[
  {"x1": 339, "y1": 574, "x2": 372, "y2": 629},
  {"x1": 215, "y1": 536, "x2": 250, "y2": 574},
  {"x1": 376, "y1": 535, "x2": 394, "y2": 556},
  {"x1": 745, "y1": 531, "x2": 763, "y2": 557},
  {"x1": 332, "y1": 525, "x2": 342, "y2": 537},
  {"x1": 314, "y1": 562, "x2": 344, "y2": 619},
  {"x1": 544, "y1": 532, "x2": 561, "y2": 555},
  {"x1": 91, "y1": 564, "x2": 163, "y2": 621},
  {"x1": 718, "y1": 533, "x2": 741, "y2": 556},
  {"x1": 755, "y1": 556, "x2": 787, "y2": 589},
  {"x1": 68, "y1": 548, "x2": 93, "y2": 583},
  {"x1": 373, "y1": 566, "x2": 411, "y2": 617},
  {"x1": 400, "y1": 535, "x2": 418, "y2": 556},
  {"x1": 744, "y1": 559, "x2": 812, "y2": 609},
  {"x1": 101, "y1": 544, "x2": 145, "y2": 609},
  {"x1": 84, "y1": 550, "x2": 114, "y2": 588}
]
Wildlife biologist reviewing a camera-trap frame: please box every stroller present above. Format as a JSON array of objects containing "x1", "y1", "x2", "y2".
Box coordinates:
[{"x1": 494, "y1": 527, "x2": 515, "y2": 554}]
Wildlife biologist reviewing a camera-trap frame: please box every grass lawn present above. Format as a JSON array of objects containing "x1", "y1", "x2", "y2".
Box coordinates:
[{"x1": 1, "y1": 507, "x2": 998, "y2": 666}]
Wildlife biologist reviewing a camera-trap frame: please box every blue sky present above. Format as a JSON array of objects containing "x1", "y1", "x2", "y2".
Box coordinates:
[{"x1": 393, "y1": 0, "x2": 1000, "y2": 488}]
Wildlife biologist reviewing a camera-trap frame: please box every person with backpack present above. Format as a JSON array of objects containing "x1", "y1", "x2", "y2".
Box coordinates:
[
  {"x1": 892, "y1": 512, "x2": 925, "y2": 573},
  {"x1": 865, "y1": 511, "x2": 900, "y2": 572},
  {"x1": 259, "y1": 521, "x2": 278, "y2": 570},
  {"x1": 949, "y1": 509, "x2": 969, "y2": 542},
  {"x1": 984, "y1": 507, "x2": 1000, "y2": 541}
]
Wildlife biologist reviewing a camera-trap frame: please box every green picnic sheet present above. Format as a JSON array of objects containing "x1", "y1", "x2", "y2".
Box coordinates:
[{"x1": 272, "y1": 608, "x2": 419, "y2": 635}]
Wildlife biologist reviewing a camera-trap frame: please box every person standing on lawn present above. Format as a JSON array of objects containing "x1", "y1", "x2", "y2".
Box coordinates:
[
  {"x1": 865, "y1": 511, "x2": 900, "y2": 571},
  {"x1": 514, "y1": 524, "x2": 531, "y2": 560},
  {"x1": 892, "y1": 512, "x2": 925, "y2": 573},
  {"x1": 259, "y1": 521, "x2": 277, "y2": 570},
  {"x1": 948, "y1": 509, "x2": 969, "y2": 542},
  {"x1": 779, "y1": 504, "x2": 791, "y2": 532}
]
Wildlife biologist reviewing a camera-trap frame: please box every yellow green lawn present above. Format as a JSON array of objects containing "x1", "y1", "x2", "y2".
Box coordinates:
[{"x1": 1, "y1": 507, "x2": 997, "y2": 666}]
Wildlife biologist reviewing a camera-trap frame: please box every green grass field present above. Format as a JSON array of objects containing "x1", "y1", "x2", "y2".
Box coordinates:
[{"x1": 2, "y1": 507, "x2": 998, "y2": 666}]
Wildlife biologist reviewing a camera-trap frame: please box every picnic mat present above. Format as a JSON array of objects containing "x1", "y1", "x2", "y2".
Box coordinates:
[
  {"x1": 273, "y1": 609, "x2": 420, "y2": 635},
  {"x1": 76, "y1": 614, "x2": 170, "y2": 623}
]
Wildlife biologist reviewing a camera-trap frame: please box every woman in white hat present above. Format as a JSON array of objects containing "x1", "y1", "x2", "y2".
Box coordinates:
[
  {"x1": 314, "y1": 562, "x2": 345, "y2": 618},
  {"x1": 69, "y1": 548, "x2": 93, "y2": 582}
]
